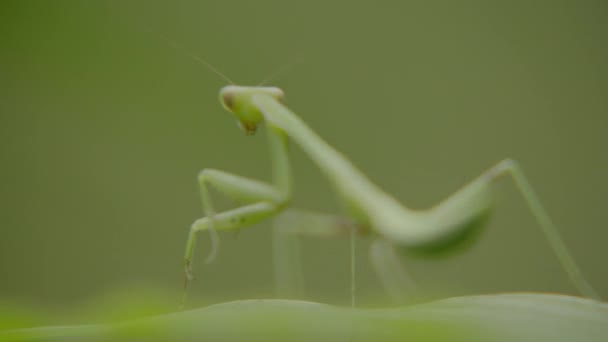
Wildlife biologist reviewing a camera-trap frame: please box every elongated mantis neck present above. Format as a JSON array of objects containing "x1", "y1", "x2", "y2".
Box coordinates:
[
  {"x1": 266, "y1": 123, "x2": 292, "y2": 201},
  {"x1": 253, "y1": 96, "x2": 397, "y2": 201}
]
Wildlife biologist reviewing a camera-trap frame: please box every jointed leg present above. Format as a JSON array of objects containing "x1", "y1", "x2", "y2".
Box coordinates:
[
  {"x1": 273, "y1": 210, "x2": 418, "y2": 305},
  {"x1": 272, "y1": 215, "x2": 304, "y2": 299},
  {"x1": 272, "y1": 209, "x2": 362, "y2": 301},
  {"x1": 369, "y1": 239, "x2": 417, "y2": 303},
  {"x1": 181, "y1": 202, "x2": 281, "y2": 308},
  {"x1": 196, "y1": 169, "x2": 287, "y2": 263},
  {"x1": 486, "y1": 159, "x2": 600, "y2": 299},
  {"x1": 273, "y1": 209, "x2": 358, "y2": 238},
  {"x1": 184, "y1": 169, "x2": 287, "y2": 288},
  {"x1": 186, "y1": 202, "x2": 281, "y2": 268},
  {"x1": 182, "y1": 124, "x2": 291, "y2": 308}
]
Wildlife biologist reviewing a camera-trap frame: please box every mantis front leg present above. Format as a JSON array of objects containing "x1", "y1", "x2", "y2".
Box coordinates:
[
  {"x1": 184, "y1": 124, "x2": 292, "y2": 291},
  {"x1": 184, "y1": 171, "x2": 286, "y2": 279}
]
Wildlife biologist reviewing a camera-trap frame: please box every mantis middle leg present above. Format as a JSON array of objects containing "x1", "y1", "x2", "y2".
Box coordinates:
[{"x1": 273, "y1": 209, "x2": 416, "y2": 304}]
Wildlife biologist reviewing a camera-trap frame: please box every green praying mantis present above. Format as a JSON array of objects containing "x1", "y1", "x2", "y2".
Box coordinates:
[
  {"x1": 181, "y1": 87, "x2": 601, "y2": 303},
  {"x1": 171, "y1": 45, "x2": 600, "y2": 305}
]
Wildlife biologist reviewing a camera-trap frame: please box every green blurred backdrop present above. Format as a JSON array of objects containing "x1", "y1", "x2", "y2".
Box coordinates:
[{"x1": 1, "y1": 0, "x2": 606, "y2": 311}]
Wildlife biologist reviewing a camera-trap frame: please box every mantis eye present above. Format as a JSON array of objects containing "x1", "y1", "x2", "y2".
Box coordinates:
[
  {"x1": 222, "y1": 92, "x2": 234, "y2": 111},
  {"x1": 237, "y1": 120, "x2": 257, "y2": 135}
]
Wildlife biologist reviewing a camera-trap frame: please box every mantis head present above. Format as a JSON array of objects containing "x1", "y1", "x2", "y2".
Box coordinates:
[{"x1": 219, "y1": 85, "x2": 284, "y2": 134}]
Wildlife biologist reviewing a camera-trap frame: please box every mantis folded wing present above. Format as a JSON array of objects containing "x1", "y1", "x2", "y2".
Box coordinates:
[{"x1": 183, "y1": 85, "x2": 601, "y2": 304}]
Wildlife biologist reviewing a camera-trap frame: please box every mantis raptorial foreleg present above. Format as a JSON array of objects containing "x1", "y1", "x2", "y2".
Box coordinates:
[
  {"x1": 184, "y1": 124, "x2": 292, "y2": 289},
  {"x1": 185, "y1": 204, "x2": 279, "y2": 277},
  {"x1": 187, "y1": 170, "x2": 283, "y2": 269}
]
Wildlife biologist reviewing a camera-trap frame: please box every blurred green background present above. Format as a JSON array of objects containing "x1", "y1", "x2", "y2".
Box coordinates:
[{"x1": 1, "y1": 0, "x2": 606, "y2": 313}]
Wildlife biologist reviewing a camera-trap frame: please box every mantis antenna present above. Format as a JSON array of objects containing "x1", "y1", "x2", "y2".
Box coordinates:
[
  {"x1": 142, "y1": 26, "x2": 235, "y2": 84},
  {"x1": 257, "y1": 56, "x2": 303, "y2": 86}
]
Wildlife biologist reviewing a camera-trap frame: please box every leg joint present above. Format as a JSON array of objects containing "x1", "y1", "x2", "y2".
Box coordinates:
[
  {"x1": 197, "y1": 168, "x2": 219, "y2": 183},
  {"x1": 485, "y1": 158, "x2": 519, "y2": 180},
  {"x1": 498, "y1": 158, "x2": 518, "y2": 170}
]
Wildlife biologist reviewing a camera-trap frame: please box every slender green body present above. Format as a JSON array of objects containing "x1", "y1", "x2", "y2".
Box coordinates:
[
  {"x1": 252, "y1": 92, "x2": 493, "y2": 248},
  {"x1": 182, "y1": 85, "x2": 600, "y2": 303}
]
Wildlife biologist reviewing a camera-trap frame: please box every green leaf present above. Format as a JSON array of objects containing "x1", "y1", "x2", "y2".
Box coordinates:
[{"x1": 1, "y1": 293, "x2": 606, "y2": 341}]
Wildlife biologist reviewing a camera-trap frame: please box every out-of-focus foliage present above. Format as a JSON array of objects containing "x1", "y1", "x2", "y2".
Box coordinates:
[{"x1": 2, "y1": 294, "x2": 607, "y2": 342}]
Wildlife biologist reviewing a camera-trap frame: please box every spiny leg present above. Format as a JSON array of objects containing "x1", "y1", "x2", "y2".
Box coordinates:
[
  {"x1": 272, "y1": 209, "x2": 362, "y2": 304},
  {"x1": 197, "y1": 169, "x2": 288, "y2": 264},
  {"x1": 185, "y1": 169, "x2": 287, "y2": 288},
  {"x1": 181, "y1": 120, "x2": 291, "y2": 310},
  {"x1": 182, "y1": 202, "x2": 281, "y2": 308}
]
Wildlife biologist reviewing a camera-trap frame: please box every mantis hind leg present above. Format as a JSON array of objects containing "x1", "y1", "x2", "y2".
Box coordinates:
[
  {"x1": 420, "y1": 158, "x2": 599, "y2": 299},
  {"x1": 489, "y1": 159, "x2": 600, "y2": 300}
]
